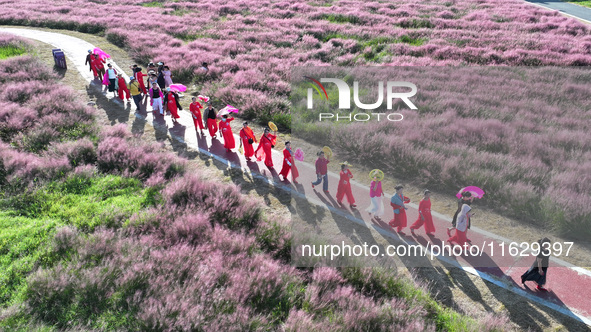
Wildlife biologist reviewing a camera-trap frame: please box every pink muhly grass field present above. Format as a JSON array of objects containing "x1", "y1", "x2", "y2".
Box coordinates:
[{"x1": 0, "y1": 0, "x2": 590, "y2": 122}]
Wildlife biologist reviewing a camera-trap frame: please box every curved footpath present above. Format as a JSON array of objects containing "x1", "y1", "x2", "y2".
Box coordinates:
[
  {"x1": 526, "y1": 0, "x2": 591, "y2": 23},
  {"x1": 1, "y1": 27, "x2": 590, "y2": 327}
]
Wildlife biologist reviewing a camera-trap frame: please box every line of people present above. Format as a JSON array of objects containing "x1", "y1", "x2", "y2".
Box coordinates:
[
  {"x1": 84, "y1": 51, "x2": 552, "y2": 292},
  {"x1": 309, "y1": 151, "x2": 480, "y2": 246}
]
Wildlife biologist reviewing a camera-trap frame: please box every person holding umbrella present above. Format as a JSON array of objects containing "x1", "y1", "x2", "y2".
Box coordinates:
[
  {"x1": 239, "y1": 121, "x2": 257, "y2": 161},
  {"x1": 521, "y1": 237, "x2": 551, "y2": 291},
  {"x1": 163, "y1": 87, "x2": 182, "y2": 123},
  {"x1": 447, "y1": 186, "x2": 484, "y2": 241},
  {"x1": 91, "y1": 53, "x2": 105, "y2": 80},
  {"x1": 447, "y1": 203, "x2": 472, "y2": 247}
]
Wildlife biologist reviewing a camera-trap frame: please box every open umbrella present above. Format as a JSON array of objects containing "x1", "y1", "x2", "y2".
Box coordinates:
[
  {"x1": 369, "y1": 169, "x2": 384, "y2": 181},
  {"x1": 456, "y1": 186, "x2": 485, "y2": 199},
  {"x1": 294, "y1": 148, "x2": 304, "y2": 161},
  {"x1": 218, "y1": 105, "x2": 239, "y2": 117},
  {"x1": 197, "y1": 95, "x2": 209, "y2": 102},
  {"x1": 169, "y1": 84, "x2": 186, "y2": 92},
  {"x1": 93, "y1": 47, "x2": 110, "y2": 61}
]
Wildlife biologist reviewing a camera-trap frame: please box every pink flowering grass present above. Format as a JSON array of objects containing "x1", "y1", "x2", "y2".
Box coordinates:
[
  {"x1": 293, "y1": 66, "x2": 591, "y2": 237},
  {"x1": 1, "y1": 0, "x2": 590, "y2": 125},
  {"x1": 0, "y1": 33, "x2": 513, "y2": 331}
]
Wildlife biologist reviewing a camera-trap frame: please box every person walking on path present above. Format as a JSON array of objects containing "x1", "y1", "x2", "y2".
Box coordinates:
[
  {"x1": 447, "y1": 204, "x2": 472, "y2": 247},
  {"x1": 521, "y1": 237, "x2": 551, "y2": 292},
  {"x1": 104, "y1": 63, "x2": 118, "y2": 95},
  {"x1": 205, "y1": 102, "x2": 218, "y2": 138},
  {"x1": 85, "y1": 50, "x2": 93, "y2": 72},
  {"x1": 239, "y1": 121, "x2": 257, "y2": 161},
  {"x1": 131, "y1": 64, "x2": 148, "y2": 95},
  {"x1": 311, "y1": 151, "x2": 330, "y2": 193},
  {"x1": 117, "y1": 73, "x2": 131, "y2": 102},
  {"x1": 255, "y1": 127, "x2": 277, "y2": 168},
  {"x1": 389, "y1": 185, "x2": 409, "y2": 234},
  {"x1": 189, "y1": 97, "x2": 205, "y2": 136},
  {"x1": 279, "y1": 141, "x2": 298, "y2": 182},
  {"x1": 129, "y1": 76, "x2": 143, "y2": 110},
  {"x1": 91, "y1": 53, "x2": 105, "y2": 80},
  {"x1": 336, "y1": 162, "x2": 356, "y2": 209},
  {"x1": 448, "y1": 191, "x2": 474, "y2": 238},
  {"x1": 162, "y1": 65, "x2": 173, "y2": 87},
  {"x1": 163, "y1": 88, "x2": 182, "y2": 123},
  {"x1": 149, "y1": 83, "x2": 164, "y2": 116},
  {"x1": 366, "y1": 175, "x2": 385, "y2": 221},
  {"x1": 410, "y1": 190, "x2": 435, "y2": 236},
  {"x1": 156, "y1": 61, "x2": 166, "y2": 89},
  {"x1": 219, "y1": 114, "x2": 235, "y2": 152}
]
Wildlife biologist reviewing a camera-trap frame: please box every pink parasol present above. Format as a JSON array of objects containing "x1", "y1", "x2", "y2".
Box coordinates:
[
  {"x1": 294, "y1": 148, "x2": 304, "y2": 161},
  {"x1": 456, "y1": 186, "x2": 485, "y2": 199},
  {"x1": 218, "y1": 105, "x2": 239, "y2": 117},
  {"x1": 93, "y1": 47, "x2": 110, "y2": 61},
  {"x1": 169, "y1": 84, "x2": 186, "y2": 92},
  {"x1": 197, "y1": 95, "x2": 209, "y2": 102}
]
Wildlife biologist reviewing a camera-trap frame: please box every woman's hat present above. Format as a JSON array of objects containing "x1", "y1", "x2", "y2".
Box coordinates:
[
  {"x1": 340, "y1": 161, "x2": 351, "y2": 166},
  {"x1": 424, "y1": 189, "x2": 431, "y2": 195},
  {"x1": 129, "y1": 76, "x2": 135, "y2": 80}
]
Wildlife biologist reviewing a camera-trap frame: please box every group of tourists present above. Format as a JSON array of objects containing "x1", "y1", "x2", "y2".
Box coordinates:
[{"x1": 84, "y1": 50, "x2": 551, "y2": 292}]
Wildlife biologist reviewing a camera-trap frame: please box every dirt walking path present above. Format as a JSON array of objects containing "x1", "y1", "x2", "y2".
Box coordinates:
[{"x1": 2, "y1": 26, "x2": 590, "y2": 331}]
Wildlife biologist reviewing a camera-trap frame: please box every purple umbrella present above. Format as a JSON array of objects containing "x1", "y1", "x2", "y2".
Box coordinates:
[{"x1": 456, "y1": 186, "x2": 485, "y2": 199}]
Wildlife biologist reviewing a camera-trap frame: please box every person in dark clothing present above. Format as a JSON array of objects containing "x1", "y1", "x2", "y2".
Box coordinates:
[
  {"x1": 205, "y1": 102, "x2": 218, "y2": 138},
  {"x1": 522, "y1": 237, "x2": 551, "y2": 291},
  {"x1": 85, "y1": 50, "x2": 93, "y2": 72}
]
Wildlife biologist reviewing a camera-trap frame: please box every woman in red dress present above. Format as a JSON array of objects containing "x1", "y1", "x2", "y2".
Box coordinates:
[
  {"x1": 336, "y1": 162, "x2": 356, "y2": 208},
  {"x1": 219, "y1": 114, "x2": 235, "y2": 152},
  {"x1": 255, "y1": 127, "x2": 277, "y2": 168},
  {"x1": 279, "y1": 141, "x2": 297, "y2": 182},
  {"x1": 410, "y1": 190, "x2": 435, "y2": 236},
  {"x1": 239, "y1": 121, "x2": 257, "y2": 161},
  {"x1": 189, "y1": 97, "x2": 205, "y2": 136},
  {"x1": 163, "y1": 88, "x2": 182, "y2": 123}
]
